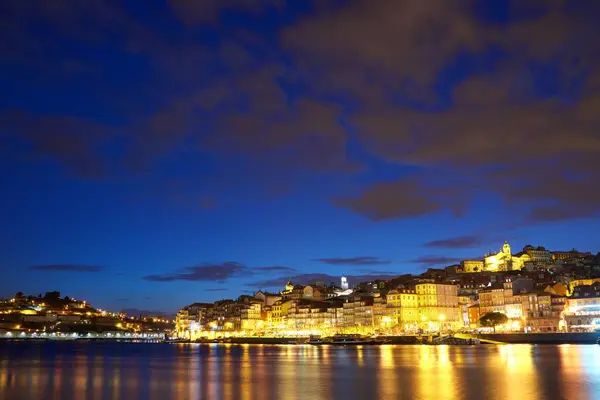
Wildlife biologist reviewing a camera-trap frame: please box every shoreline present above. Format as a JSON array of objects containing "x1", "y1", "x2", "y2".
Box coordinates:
[{"x1": 2, "y1": 332, "x2": 598, "y2": 345}]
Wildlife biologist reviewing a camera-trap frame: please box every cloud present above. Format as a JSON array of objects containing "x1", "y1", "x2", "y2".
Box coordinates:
[
  {"x1": 313, "y1": 256, "x2": 390, "y2": 266},
  {"x1": 116, "y1": 298, "x2": 129, "y2": 302},
  {"x1": 249, "y1": 272, "x2": 398, "y2": 289},
  {"x1": 143, "y1": 262, "x2": 298, "y2": 283},
  {"x1": 254, "y1": 266, "x2": 298, "y2": 272},
  {"x1": 144, "y1": 262, "x2": 249, "y2": 282},
  {"x1": 283, "y1": 0, "x2": 482, "y2": 85},
  {"x1": 3, "y1": 0, "x2": 600, "y2": 225},
  {"x1": 1, "y1": 110, "x2": 116, "y2": 179},
  {"x1": 333, "y1": 179, "x2": 444, "y2": 221},
  {"x1": 408, "y1": 256, "x2": 461, "y2": 268},
  {"x1": 168, "y1": 0, "x2": 284, "y2": 25},
  {"x1": 282, "y1": 0, "x2": 600, "y2": 224},
  {"x1": 205, "y1": 288, "x2": 229, "y2": 292},
  {"x1": 424, "y1": 235, "x2": 482, "y2": 248},
  {"x1": 28, "y1": 264, "x2": 104, "y2": 272}
]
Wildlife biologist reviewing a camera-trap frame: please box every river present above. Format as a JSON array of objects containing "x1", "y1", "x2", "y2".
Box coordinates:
[{"x1": 1, "y1": 342, "x2": 599, "y2": 399}]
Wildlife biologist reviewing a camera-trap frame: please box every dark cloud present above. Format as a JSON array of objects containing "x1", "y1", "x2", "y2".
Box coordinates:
[
  {"x1": 254, "y1": 266, "x2": 298, "y2": 272},
  {"x1": 144, "y1": 263, "x2": 298, "y2": 283},
  {"x1": 205, "y1": 288, "x2": 229, "y2": 292},
  {"x1": 408, "y1": 256, "x2": 461, "y2": 268},
  {"x1": 424, "y1": 236, "x2": 482, "y2": 249},
  {"x1": 28, "y1": 264, "x2": 104, "y2": 272},
  {"x1": 283, "y1": 0, "x2": 600, "y2": 224},
  {"x1": 249, "y1": 273, "x2": 398, "y2": 289},
  {"x1": 168, "y1": 0, "x2": 284, "y2": 25},
  {"x1": 144, "y1": 262, "x2": 249, "y2": 282},
  {"x1": 1, "y1": 110, "x2": 116, "y2": 179},
  {"x1": 3, "y1": 0, "x2": 600, "y2": 224},
  {"x1": 333, "y1": 179, "x2": 444, "y2": 221},
  {"x1": 313, "y1": 256, "x2": 390, "y2": 266},
  {"x1": 283, "y1": 0, "x2": 482, "y2": 85},
  {"x1": 116, "y1": 298, "x2": 129, "y2": 302},
  {"x1": 356, "y1": 269, "x2": 396, "y2": 275}
]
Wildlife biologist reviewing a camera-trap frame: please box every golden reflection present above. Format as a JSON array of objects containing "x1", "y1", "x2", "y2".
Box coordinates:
[
  {"x1": 321, "y1": 345, "x2": 330, "y2": 364},
  {"x1": 0, "y1": 360, "x2": 7, "y2": 389},
  {"x1": 498, "y1": 345, "x2": 538, "y2": 400},
  {"x1": 241, "y1": 344, "x2": 252, "y2": 400},
  {"x1": 278, "y1": 346, "x2": 298, "y2": 400},
  {"x1": 206, "y1": 344, "x2": 218, "y2": 399},
  {"x1": 356, "y1": 346, "x2": 364, "y2": 366},
  {"x1": 111, "y1": 355, "x2": 121, "y2": 400},
  {"x1": 74, "y1": 353, "x2": 88, "y2": 394},
  {"x1": 91, "y1": 353, "x2": 103, "y2": 400},
  {"x1": 188, "y1": 347, "x2": 201, "y2": 400},
  {"x1": 52, "y1": 355, "x2": 63, "y2": 400},
  {"x1": 222, "y1": 346, "x2": 232, "y2": 400},
  {"x1": 417, "y1": 346, "x2": 456, "y2": 400},
  {"x1": 174, "y1": 350, "x2": 187, "y2": 400},
  {"x1": 378, "y1": 346, "x2": 398, "y2": 399}
]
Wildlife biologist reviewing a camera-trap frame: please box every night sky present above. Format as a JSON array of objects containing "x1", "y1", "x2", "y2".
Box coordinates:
[{"x1": 1, "y1": 1, "x2": 599, "y2": 314}]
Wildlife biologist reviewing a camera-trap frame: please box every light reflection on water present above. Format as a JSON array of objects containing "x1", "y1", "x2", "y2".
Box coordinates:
[{"x1": 1, "y1": 342, "x2": 600, "y2": 400}]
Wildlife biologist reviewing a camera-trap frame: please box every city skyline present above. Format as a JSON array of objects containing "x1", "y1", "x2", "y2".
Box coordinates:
[{"x1": 2, "y1": 1, "x2": 600, "y2": 313}]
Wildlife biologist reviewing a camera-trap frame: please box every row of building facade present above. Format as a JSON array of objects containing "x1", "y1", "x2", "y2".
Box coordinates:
[{"x1": 176, "y1": 242, "x2": 600, "y2": 338}]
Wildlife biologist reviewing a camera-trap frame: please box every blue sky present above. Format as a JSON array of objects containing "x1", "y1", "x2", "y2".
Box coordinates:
[{"x1": 1, "y1": 0, "x2": 599, "y2": 313}]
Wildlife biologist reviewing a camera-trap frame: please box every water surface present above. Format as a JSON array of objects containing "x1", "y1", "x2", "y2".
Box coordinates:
[{"x1": 1, "y1": 342, "x2": 599, "y2": 399}]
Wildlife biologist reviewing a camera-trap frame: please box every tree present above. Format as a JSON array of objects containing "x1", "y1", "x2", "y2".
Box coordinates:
[
  {"x1": 479, "y1": 312, "x2": 508, "y2": 333},
  {"x1": 44, "y1": 291, "x2": 61, "y2": 301},
  {"x1": 14, "y1": 292, "x2": 24, "y2": 299}
]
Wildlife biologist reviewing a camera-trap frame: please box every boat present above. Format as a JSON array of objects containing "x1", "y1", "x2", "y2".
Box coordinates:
[
  {"x1": 311, "y1": 334, "x2": 386, "y2": 345},
  {"x1": 163, "y1": 338, "x2": 190, "y2": 344},
  {"x1": 307, "y1": 335, "x2": 326, "y2": 345}
]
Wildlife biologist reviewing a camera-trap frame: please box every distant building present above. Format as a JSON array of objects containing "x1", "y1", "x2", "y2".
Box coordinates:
[
  {"x1": 341, "y1": 276, "x2": 349, "y2": 291},
  {"x1": 552, "y1": 249, "x2": 592, "y2": 261}
]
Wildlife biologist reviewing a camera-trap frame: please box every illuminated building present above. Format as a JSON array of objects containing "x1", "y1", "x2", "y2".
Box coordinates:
[
  {"x1": 341, "y1": 276, "x2": 349, "y2": 291},
  {"x1": 568, "y1": 278, "x2": 600, "y2": 296},
  {"x1": 467, "y1": 304, "x2": 480, "y2": 327},
  {"x1": 415, "y1": 283, "x2": 460, "y2": 330},
  {"x1": 253, "y1": 291, "x2": 282, "y2": 306},
  {"x1": 563, "y1": 283, "x2": 600, "y2": 331},
  {"x1": 522, "y1": 245, "x2": 552, "y2": 264},
  {"x1": 478, "y1": 286, "x2": 506, "y2": 315},
  {"x1": 552, "y1": 249, "x2": 592, "y2": 261},
  {"x1": 386, "y1": 289, "x2": 419, "y2": 330},
  {"x1": 280, "y1": 281, "x2": 296, "y2": 299},
  {"x1": 271, "y1": 299, "x2": 294, "y2": 328},
  {"x1": 240, "y1": 302, "x2": 262, "y2": 331},
  {"x1": 461, "y1": 260, "x2": 484, "y2": 273},
  {"x1": 460, "y1": 242, "x2": 532, "y2": 273},
  {"x1": 484, "y1": 242, "x2": 530, "y2": 272}
]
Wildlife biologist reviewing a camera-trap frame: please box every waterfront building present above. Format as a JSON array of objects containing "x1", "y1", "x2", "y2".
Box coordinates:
[
  {"x1": 563, "y1": 283, "x2": 600, "y2": 331},
  {"x1": 478, "y1": 286, "x2": 506, "y2": 315},
  {"x1": 467, "y1": 304, "x2": 480, "y2": 327},
  {"x1": 240, "y1": 301, "x2": 262, "y2": 332},
  {"x1": 386, "y1": 289, "x2": 419, "y2": 330},
  {"x1": 415, "y1": 283, "x2": 460, "y2": 330},
  {"x1": 271, "y1": 299, "x2": 294, "y2": 328}
]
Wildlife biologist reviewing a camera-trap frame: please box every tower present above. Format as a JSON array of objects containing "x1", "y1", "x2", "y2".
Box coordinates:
[
  {"x1": 503, "y1": 242, "x2": 511, "y2": 256},
  {"x1": 341, "y1": 276, "x2": 348, "y2": 291}
]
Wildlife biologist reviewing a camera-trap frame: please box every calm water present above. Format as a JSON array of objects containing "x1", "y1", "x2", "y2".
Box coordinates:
[{"x1": 1, "y1": 342, "x2": 600, "y2": 400}]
